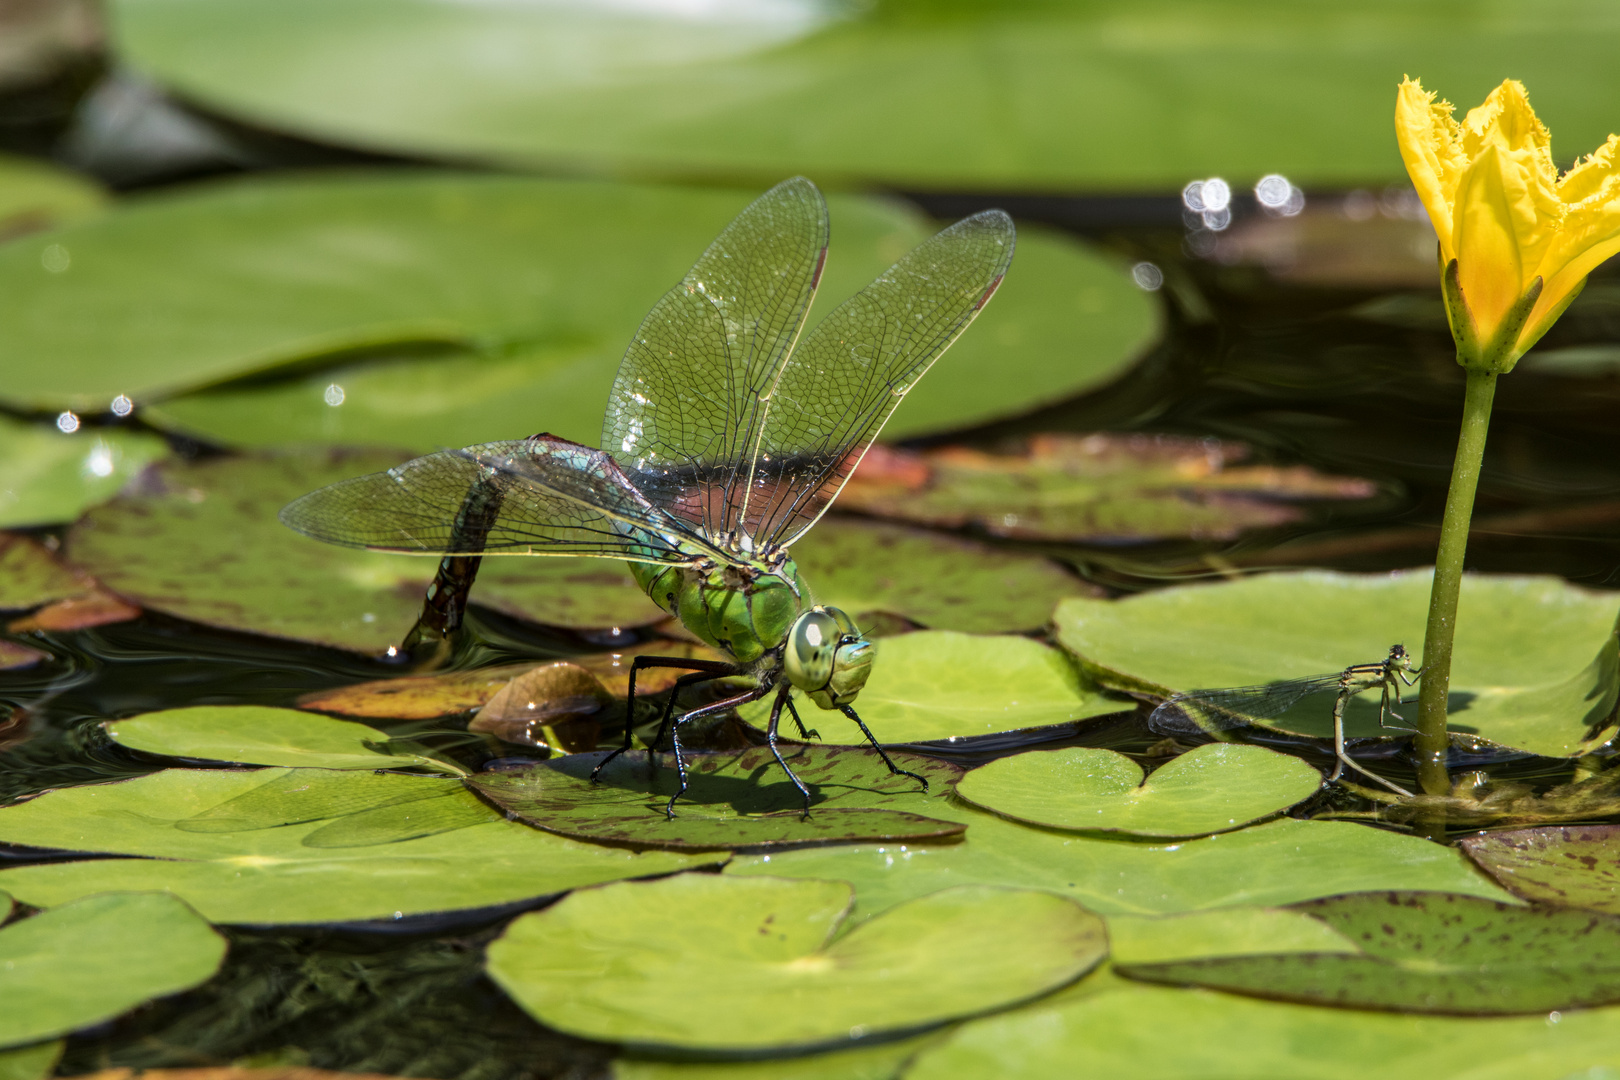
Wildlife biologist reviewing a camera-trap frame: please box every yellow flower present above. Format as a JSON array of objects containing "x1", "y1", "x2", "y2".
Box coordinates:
[{"x1": 1396, "y1": 77, "x2": 1620, "y2": 372}]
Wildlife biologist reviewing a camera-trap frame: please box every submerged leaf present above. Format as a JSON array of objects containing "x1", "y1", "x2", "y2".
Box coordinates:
[
  {"x1": 1461, "y1": 824, "x2": 1620, "y2": 915},
  {"x1": 954, "y1": 744, "x2": 1321, "y2": 838},
  {"x1": 0, "y1": 892, "x2": 225, "y2": 1049},
  {"x1": 1120, "y1": 891, "x2": 1620, "y2": 1014},
  {"x1": 486, "y1": 875, "x2": 1106, "y2": 1051},
  {"x1": 469, "y1": 661, "x2": 611, "y2": 751},
  {"x1": 837, "y1": 435, "x2": 1373, "y2": 543},
  {"x1": 468, "y1": 746, "x2": 964, "y2": 850}
]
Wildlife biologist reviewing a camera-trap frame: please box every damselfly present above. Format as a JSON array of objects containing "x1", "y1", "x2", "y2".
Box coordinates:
[{"x1": 1148, "y1": 645, "x2": 1422, "y2": 797}]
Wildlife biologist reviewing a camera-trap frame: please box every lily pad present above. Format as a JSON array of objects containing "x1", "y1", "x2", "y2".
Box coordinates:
[
  {"x1": 468, "y1": 746, "x2": 964, "y2": 851},
  {"x1": 738, "y1": 631, "x2": 1123, "y2": 744},
  {"x1": 1105, "y1": 907, "x2": 1359, "y2": 966},
  {"x1": 613, "y1": 1034, "x2": 942, "y2": 1080},
  {"x1": 727, "y1": 810, "x2": 1513, "y2": 922},
  {"x1": 0, "y1": 172, "x2": 1156, "y2": 441},
  {"x1": 790, "y1": 519, "x2": 1098, "y2": 635},
  {"x1": 1461, "y1": 824, "x2": 1620, "y2": 915},
  {"x1": 955, "y1": 744, "x2": 1321, "y2": 838},
  {"x1": 0, "y1": 768, "x2": 717, "y2": 924},
  {"x1": 111, "y1": 0, "x2": 1620, "y2": 190},
  {"x1": 0, "y1": 891, "x2": 225, "y2": 1048},
  {"x1": 0, "y1": 1041, "x2": 62, "y2": 1080},
  {"x1": 1120, "y1": 891, "x2": 1620, "y2": 1015},
  {"x1": 0, "y1": 153, "x2": 103, "y2": 239},
  {"x1": 486, "y1": 874, "x2": 1105, "y2": 1051},
  {"x1": 64, "y1": 451, "x2": 666, "y2": 654},
  {"x1": 0, "y1": 416, "x2": 167, "y2": 529},
  {"x1": 0, "y1": 534, "x2": 85, "y2": 611},
  {"x1": 104, "y1": 705, "x2": 467, "y2": 774},
  {"x1": 1054, "y1": 570, "x2": 1620, "y2": 758},
  {"x1": 905, "y1": 984, "x2": 1620, "y2": 1080},
  {"x1": 836, "y1": 436, "x2": 1375, "y2": 543}
]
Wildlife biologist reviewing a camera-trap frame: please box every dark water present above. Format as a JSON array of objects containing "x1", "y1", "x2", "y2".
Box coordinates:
[{"x1": 5, "y1": 90, "x2": 1620, "y2": 1079}]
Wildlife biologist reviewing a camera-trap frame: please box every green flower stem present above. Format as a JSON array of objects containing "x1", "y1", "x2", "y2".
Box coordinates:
[{"x1": 1415, "y1": 368, "x2": 1498, "y2": 796}]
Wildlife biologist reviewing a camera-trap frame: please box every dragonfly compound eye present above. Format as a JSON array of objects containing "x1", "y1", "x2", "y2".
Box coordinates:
[{"x1": 785, "y1": 609, "x2": 841, "y2": 695}]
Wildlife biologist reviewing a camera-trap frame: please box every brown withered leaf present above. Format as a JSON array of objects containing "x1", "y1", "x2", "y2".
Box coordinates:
[
  {"x1": 470, "y1": 660, "x2": 614, "y2": 751},
  {"x1": 7, "y1": 589, "x2": 141, "y2": 632},
  {"x1": 0, "y1": 639, "x2": 46, "y2": 669},
  {"x1": 836, "y1": 435, "x2": 1374, "y2": 543}
]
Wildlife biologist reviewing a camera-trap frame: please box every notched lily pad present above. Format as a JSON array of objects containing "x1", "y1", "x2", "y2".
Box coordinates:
[
  {"x1": 1055, "y1": 570, "x2": 1620, "y2": 759},
  {"x1": 65, "y1": 451, "x2": 663, "y2": 654},
  {"x1": 791, "y1": 518, "x2": 1097, "y2": 635},
  {"x1": 0, "y1": 768, "x2": 717, "y2": 924},
  {"x1": 485, "y1": 874, "x2": 1106, "y2": 1051},
  {"x1": 468, "y1": 746, "x2": 964, "y2": 850},
  {"x1": 837, "y1": 435, "x2": 1374, "y2": 543},
  {"x1": 0, "y1": 891, "x2": 225, "y2": 1049},
  {"x1": 955, "y1": 744, "x2": 1321, "y2": 838},
  {"x1": 104, "y1": 705, "x2": 466, "y2": 774},
  {"x1": 1120, "y1": 890, "x2": 1620, "y2": 1014},
  {"x1": 1461, "y1": 824, "x2": 1620, "y2": 915}
]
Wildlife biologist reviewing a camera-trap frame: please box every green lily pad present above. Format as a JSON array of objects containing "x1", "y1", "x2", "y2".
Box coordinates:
[
  {"x1": 0, "y1": 1041, "x2": 63, "y2": 1080},
  {"x1": 0, "y1": 533, "x2": 84, "y2": 611},
  {"x1": 1054, "y1": 570, "x2": 1620, "y2": 758},
  {"x1": 0, "y1": 172, "x2": 1155, "y2": 440},
  {"x1": 0, "y1": 768, "x2": 717, "y2": 924},
  {"x1": 0, "y1": 153, "x2": 103, "y2": 239},
  {"x1": 905, "y1": 983, "x2": 1620, "y2": 1080},
  {"x1": 0, "y1": 891, "x2": 225, "y2": 1049},
  {"x1": 468, "y1": 747, "x2": 964, "y2": 850},
  {"x1": 613, "y1": 1034, "x2": 942, "y2": 1080},
  {"x1": 64, "y1": 450, "x2": 665, "y2": 654},
  {"x1": 837, "y1": 436, "x2": 1374, "y2": 543},
  {"x1": 1460, "y1": 824, "x2": 1620, "y2": 915},
  {"x1": 727, "y1": 809, "x2": 1513, "y2": 923},
  {"x1": 790, "y1": 519, "x2": 1098, "y2": 635},
  {"x1": 955, "y1": 744, "x2": 1321, "y2": 838},
  {"x1": 738, "y1": 631, "x2": 1123, "y2": 744},
  {"x1": 1121, "y1": 891, "x2": 1620, "y2": 1015},
  {"x1": 1105, "y1": 907, "x2": 1359, "y2": 966},
  {"x1": 104, "y1": 705, "x2": 467, "y2": 774},
  {"x1": 0, "y1": 416, "x2": 168, "y2": 529},
  {"x1": 487, "y1": 874, "x2": 1105, "y2": 1051},
  {"x1": 112, "y1": 0, "x2": 1620, "y2": 190}
]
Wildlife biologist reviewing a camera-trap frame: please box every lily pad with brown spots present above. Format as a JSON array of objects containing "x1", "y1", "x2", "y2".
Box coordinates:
[{"x1": 1460, "y1": 824, "x2": 1620, "y2": 915}]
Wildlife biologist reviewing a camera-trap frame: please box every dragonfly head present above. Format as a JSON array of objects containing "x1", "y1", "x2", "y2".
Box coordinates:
[{"x1": 783, "y1": 605, "x2": 875, "y2": 710}]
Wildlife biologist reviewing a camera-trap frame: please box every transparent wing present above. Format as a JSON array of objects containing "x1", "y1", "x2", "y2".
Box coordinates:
[
  {"x1": 602, "y1": 177, "x2": 829, "y2": 540},
  {"x1": 280, "y1": 435, "x2": 720, "y2": 565},
  {"x1": 1148, "y1": 674, "x2": 1346, "y2": 737},
  {"x1": 743, "y1": 209, "x2": 1015, "y2": 548}
]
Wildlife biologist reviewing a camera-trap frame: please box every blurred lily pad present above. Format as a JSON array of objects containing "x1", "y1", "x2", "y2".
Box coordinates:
[
  {"x1": 1461, "y1": 824, "x2": 1620, "y2": 915},
  {"x1": 906, "y1": 983, "x2": 1620, "y2": 1080},
  {"x1": 112, "y1": 0, "x2": 1620, "y2": 190},
  {"x1": 791, "y1": 520, "x2": 1097, "y2": 634},
  {"x1": 837, "y1": 436, "x2": 1374, "y2": 543},
  {"x1": 727, "y1": 810, "x2": 1513, "y2": 923},
  {"x1": 0, "y1": 153, "x2": 103, "y2": 240},
  {"x1": 0, "y1": 891, "x2": 225, "y2": 1049},
  {"x1": 0, "y1": 642, "x2": 45, "y2": 671},
  {"x1": 955, "y1": 744, "x2": 1321, "y2": 838},
  {"x1": 468, "y1": 746, "x2": 963, "y2": 850},
  {"x1": 104, "y1": 705, "x2": 466, "y2": 774},
  {"x1": 0, "y1": 172, "x2": 1156, "y2": 440},
  {"x1": 0, "y1": 417, "x2": 167, "y2": 529},
  {"x1": 0, "y1": 534, "x2": 83, "y2": 611},
  {"x1": 738, "y1": 631, "x2": 1123, "y2": 744},
  {"x1": 0, "y1": 767, "x2": 717, "y2": 924},
  {"x1": 0, "y1": 1040, "x2": 62, "y2": 1080},
  {"x1": 1121, "y1": 891, "x2": 1620, "y2": 1014},
  {"x1": 486, "y1": 874, "x2": 1105, "y2": 1051},
  {"x1": 1054, "y1": 570, "x2": 1620, "y2": 758},
  {"x1": 64, "y1": 451, "x2": 666, "y2": 654}
]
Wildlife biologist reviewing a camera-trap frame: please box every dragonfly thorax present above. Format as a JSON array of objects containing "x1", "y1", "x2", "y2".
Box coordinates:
[
  {"x1": 627, "y1": 548, "x2": 809, "y2": 665},
  {"x1": 783, "y1": 605, "x2": 875, "y2": 711}
]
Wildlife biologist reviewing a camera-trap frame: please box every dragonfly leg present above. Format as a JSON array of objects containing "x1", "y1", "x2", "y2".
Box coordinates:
[
  {"x1": 591, "y1": 656, "x2": 738, "y2": 784},
  {"x1": 663, "y1": 684, "x2": 772, "y2": 819},
  {"x1": 767, "y1": 684, "x2": 813, "y2": 818},
  {"x1": 1377, "y1": 679, "x2": 1418, "y2": 733},
  {"x1": 839, "y1": 705, "x2": 928, "y2": 792},
  {"x1": 1331, "y1": 688, "x2": 1413, "y2": 797},
  {"x1": 781, "y1": 693, "x2": 820, "y2": 741}
]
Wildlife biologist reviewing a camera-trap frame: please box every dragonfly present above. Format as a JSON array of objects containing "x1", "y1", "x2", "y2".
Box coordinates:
[
  {"x1": 1147, "y1": 645, "x2": 1422, "y2": 797},
  {"x1": 280, "y1": 177, "x2": 1015, "y2": 818}
]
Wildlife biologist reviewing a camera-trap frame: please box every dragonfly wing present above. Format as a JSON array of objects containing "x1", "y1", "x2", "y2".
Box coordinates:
[
  {"x1": 1149, "y1": 675, "x2": 1344, "y2": 736},
  {"x1": 743, "y1": 209, "x2": 1015, "y2": 548},
  {"x1": 280, "y1": 436, "x2": 718, "y2": 565},
  {"x1": 601, "y1": 177, "x2": 829, "y2": 539}
]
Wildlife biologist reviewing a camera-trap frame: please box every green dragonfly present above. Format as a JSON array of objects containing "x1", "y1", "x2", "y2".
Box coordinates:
[{"x1": 281, "y1": 177, "x2": 1015, "y2": 816}]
